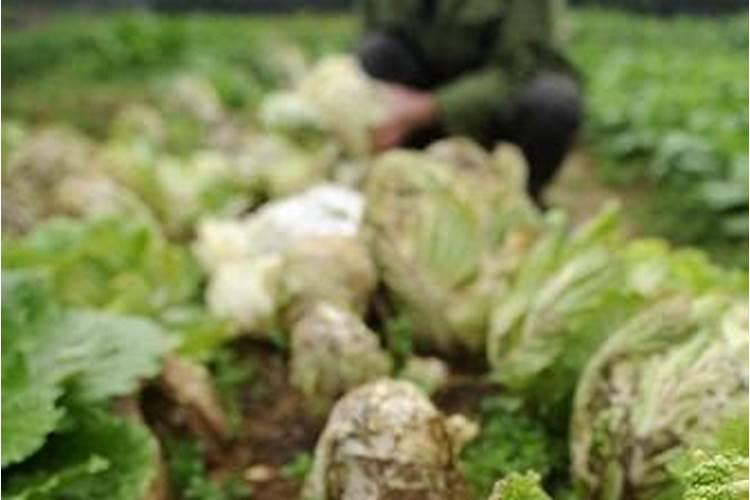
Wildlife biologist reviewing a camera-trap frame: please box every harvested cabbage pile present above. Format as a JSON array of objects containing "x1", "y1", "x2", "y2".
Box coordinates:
[
  {"x1": 486, "y1": 201, "x2": 749, "y2": 427},
  {"x1": 193, "y1": 183, "x2": 367, "y2": 337},
  {"x1": 2, "y1": 53, "x2": 747, "y2": 500},
  {"x1": 1, "y1": 127, "x2": 151, "y2": 234}
]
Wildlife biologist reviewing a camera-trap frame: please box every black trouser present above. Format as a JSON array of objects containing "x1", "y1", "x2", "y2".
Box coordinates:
[{"x1": 358, "y1": 31, "x2": 583, "y2": 201}]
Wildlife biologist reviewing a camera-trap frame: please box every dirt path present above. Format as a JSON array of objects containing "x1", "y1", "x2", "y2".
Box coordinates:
[{"x1": 545, "y1": 150, "x2": 644, "y2": 237}]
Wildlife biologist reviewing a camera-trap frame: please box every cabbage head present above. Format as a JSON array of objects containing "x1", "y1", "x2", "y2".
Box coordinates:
[
  {"x1": 570, "y1": 296, "x2": 748, "y2": 500},
  {"x1": 486, "y1": 203, "x2": 746, "y2": 422},
  {"x1": 289, "y1": 303, "x2": 392, "y2": 414},
  {"x1": 364, "y1": 139, "x2": 540, "y2": 352},
  {"x1": 261, "y1": 56, "x2": 386, "y2": 157},
  {"x1": 487, "y1": 203, "x2": 631, "y2": 417},
  {"x1": 303, "y1": 379, "x2": 477, "y2": 500},
  {"x1": 204, "y1": 256, "x2": 282, "y2": 337},
  {"x1": 193, "y1": 184, "x2": 364, "y2": 273},
  {"x1": 233, "y1": 134, "x2": 334, "y2": 198},
  {"x1": 2, "y1": 127, "x2": 107, "y2": 233},
  {"x1": 279, "y1": 236, "x2": 377, "y2": 325}
]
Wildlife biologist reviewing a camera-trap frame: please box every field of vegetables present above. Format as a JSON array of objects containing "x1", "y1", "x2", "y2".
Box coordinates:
[
  {"x1": 567, "y1": 11, "x2": 748, "y2": 266},
  {"x1": 4, "y1": 10, "x2": 748, "y2": 266},
  {"x1": 2, "y1": 7, "x2": 748, "y2": 500}
]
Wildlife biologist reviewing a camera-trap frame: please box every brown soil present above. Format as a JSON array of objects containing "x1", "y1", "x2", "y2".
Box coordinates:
[
  {"x1": 227, "y1": 341, "x2": 322, "y2": 500},
  {"x1": 142, "y1": 339, "x2": 322, "y2": 500},
  {"x1": 545, "y1": 150, "x2": 648, "y2": 237},
  {"x1": 142, "y1": 337, "x2": 502, "y2": 500},
  {"x1": 434, "y1": 377, "x2": 502, "y2": 419}
]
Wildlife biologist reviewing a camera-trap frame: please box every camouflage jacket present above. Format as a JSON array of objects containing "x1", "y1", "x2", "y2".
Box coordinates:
[{"x1": 361, "y1": 0, "x2": 576, "y2": 138}]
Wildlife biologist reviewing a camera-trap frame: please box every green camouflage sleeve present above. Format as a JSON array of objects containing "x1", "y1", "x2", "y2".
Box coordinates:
[
  {"x1": 435, "y1": 67, "x2": 513, "y2": 140},
  {"x1": 436, "y1": 0, "x2": 557, "y2": 138},
  {"x1": 361, "y1": 0, "x2": 428, "y2": 31}
]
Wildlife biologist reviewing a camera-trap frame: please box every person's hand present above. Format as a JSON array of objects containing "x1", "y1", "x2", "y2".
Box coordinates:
[{"x1": 372, "y1": 84, "x2": 438, "y2": 152}]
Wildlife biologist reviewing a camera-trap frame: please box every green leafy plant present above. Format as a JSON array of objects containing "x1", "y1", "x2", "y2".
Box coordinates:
[
  {"x1": 679, "y1": 451, "x2": 749, "y2": 500},
  {"x1": 383, "y1": 313, "x2": 415, "y2": 368},
  {"x1": 281, "y1": 452, "x2": 314, "y2": 481},
  {"x1": 570, "y1": 10, "x2": 748, "y2": 263},
  {"x1": 460, "y1": 397, "x2": 567, "y2": 499},
  {"x1": 209, "y1": 348, "x2": 255, "y2": 434},
  {"x1": 165, "y1": 437, "x2": 251, "y2": 500},
  {"x1": 2, "y1": 271, "x2": 173, "y2": 499},
  {"x1": 2, "y1": 216, "x2": 232, "y2": 360},
  {"x1": 488, "y1": 471, "x2": 551, "y2": 500}
]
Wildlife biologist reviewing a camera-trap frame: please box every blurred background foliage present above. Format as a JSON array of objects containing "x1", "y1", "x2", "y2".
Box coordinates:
[
  {"x1": 3, "y1": 0, "x2": 747, "y2": 14},
  {"x1": 2, "y1": 1, "x2": 748, "y2": 267},
  {"x1": 2, "y1": 0, "x2": 750, "y2": 499}
]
